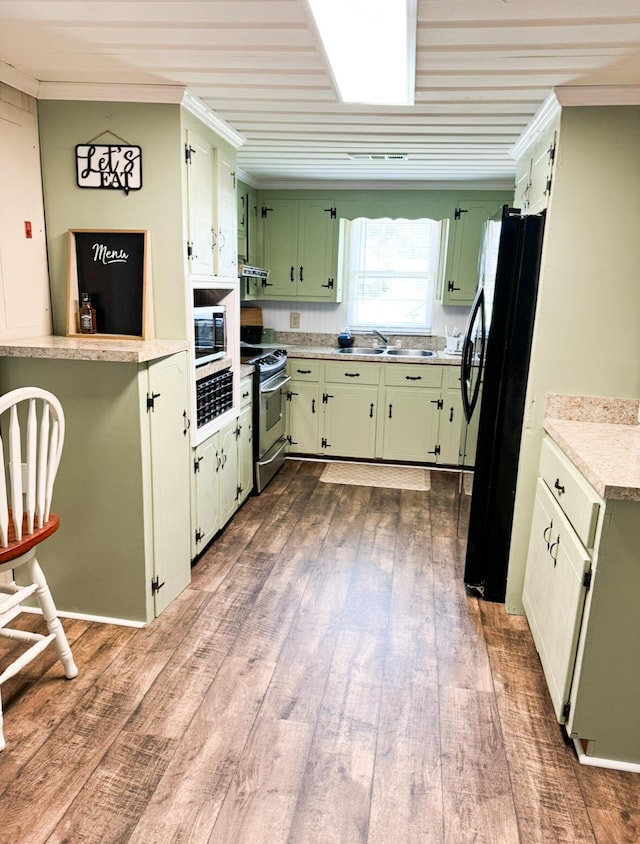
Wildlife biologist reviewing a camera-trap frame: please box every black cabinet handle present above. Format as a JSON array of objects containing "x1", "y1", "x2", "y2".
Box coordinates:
[
  {"x1": 299, "y1": 266, "x2": 303, "y2": 282},
  {"x1": 290, "y1": 266, "x2": 294, "y2": 282},
  {"x1": 554, "y1": 478, "x2": 565, "y2": 495},
  {"x1": 370, "y1": 403, "x2": 374, "y2": 418},
  {"x1": 543, "y1": 521, "x2": 553, "y2": 551},
  {"x1": 311, "y1": 398, "x2": 316, "y2": 413},
  {"x1": 549, "y1": 538, "x2": 560, "y2": 567},
  {"x1": 388, "y1": 403, "x2": 393, "y2": 419},
  {"x1": 296, "y1": 369, "x2": 312, "y2": 374},
  {"x1": 405, "y1": 375, "x2": 422, "y2": 381},
  {"x1": 344, "y1": 372, "x2": 360, "y2": 378}
]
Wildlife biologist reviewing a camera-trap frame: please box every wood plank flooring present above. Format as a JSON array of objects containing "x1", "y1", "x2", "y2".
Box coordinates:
[{"x1": 0, "y1": 459, "x2": 638, "y2": 843}]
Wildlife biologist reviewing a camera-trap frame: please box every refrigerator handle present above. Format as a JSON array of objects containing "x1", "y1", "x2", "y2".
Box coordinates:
[{"x1": 461, "y1": 286, "x2": 486, "y2": 423}]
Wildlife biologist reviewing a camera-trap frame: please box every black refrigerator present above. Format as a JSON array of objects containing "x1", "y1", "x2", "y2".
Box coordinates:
[{"x1": 461, "y1": 205, "x2": 545, "y2": 602}]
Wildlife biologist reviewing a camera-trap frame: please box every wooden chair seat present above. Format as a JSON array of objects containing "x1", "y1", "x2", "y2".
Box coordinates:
[{"x1": 0, "y1": 512, "x2": 59, "y2": 567}]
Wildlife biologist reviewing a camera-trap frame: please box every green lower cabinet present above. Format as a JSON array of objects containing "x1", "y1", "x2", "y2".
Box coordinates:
[
  {"x1": 219, "y1": 418, "x2": 240, "y2": 526},
  {"x1": 192, "y1": 433, "x2": 222, "y2": 558},
  {"x1": 439, "y1": 388, "x2": 465, "y2": 465},
  {"x1": 287, "y1": 381, "x2": 321, "y2": 454},
  {"x1": 237, "y1": 403, "x2": 253, "y2": 506},
  {"x1": 381, "y1": 388, "x2": 441, "y2": 462},
  {"x1": 322, "y1": 384, "x2": 377, "y2": 458}
]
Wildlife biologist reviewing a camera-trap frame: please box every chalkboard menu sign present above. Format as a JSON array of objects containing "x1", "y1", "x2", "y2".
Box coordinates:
[{"x1": 66, "y1": 229, "x2": 154, "y2": 339}]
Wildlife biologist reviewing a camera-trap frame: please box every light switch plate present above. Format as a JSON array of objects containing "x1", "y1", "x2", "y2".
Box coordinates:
[{"x1": 290, "y1": 312, "x2": 300, "y2": 329}]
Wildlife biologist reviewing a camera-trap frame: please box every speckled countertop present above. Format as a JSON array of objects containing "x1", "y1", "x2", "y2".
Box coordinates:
[
  {"x1": 544, "y1": 393, "x2": 640, "y2": 500},
  {"x1": 286, "y1": 345, "x2": 462, "y2": 366},
  {"x1": 0, "y1": 335, "x2": 189, "y2": 364}
]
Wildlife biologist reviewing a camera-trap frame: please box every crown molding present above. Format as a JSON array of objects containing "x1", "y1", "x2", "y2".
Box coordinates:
[
  {"x1": 554, "y1": 85, "x2": 640, "y2": 107},
  {"x1": 37, "y1": 82, "x2": 187, "y2": 103},
  {"x1": 248, "y1": 177, "x2": 515, "y2": 191},
  {"x1": 510, "y1": 92, "x2": 561, "y2": 160},
  {"x1": 236, "y1": 168, "x2": 260, "y2": 189},
  {"x1": 0, "y1": 60, "x2": 39, "y2": 97},
  {"x1": 180, "y1": 90, "x2": 244, "y2": 149}
]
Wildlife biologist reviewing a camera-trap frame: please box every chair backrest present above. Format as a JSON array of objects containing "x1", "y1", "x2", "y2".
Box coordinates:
[{"x1": 0, "y1": 388, "x2": 65, "y2": 547}]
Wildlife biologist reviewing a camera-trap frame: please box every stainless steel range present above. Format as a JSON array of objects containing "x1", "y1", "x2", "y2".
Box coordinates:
[{"x1": 241, "y1": 346, "x2": 289, "y2": 493}]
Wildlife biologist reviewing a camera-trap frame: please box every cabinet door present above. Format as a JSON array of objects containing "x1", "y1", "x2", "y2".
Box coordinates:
[
  {"x1": 185, "y1": 129, "x2": 214, "y2": 275},
  {"x1": 382, "y1": 388, "x2": 441, "y2": 462},
  {"x1": 192, "y1": 433, "x2": 221, "y2": 558},
  {"x1": 214, "y1": 151, "x2": 238, "y2": 276},
  {"x1": 523, "y1": 478, "x2": 591, "y2": 722},
  {"x1": 438, "y1": 388, "x2": 464, "y2": 465},
  {"x1": 322, "y1": 384, "x2": 377, "y2": 458},
  {"x1": 443, "y1": 199, "x2": 501, "y2": 305},
  {"x1": 287, "y1": 381, "x2": 321, "y2": 454},
  {"x1": 262, "y1": 199, "x2": 299, "y2": 297},
  {"x1": 297, "y1": 200, "x2": 338, "y2": 300},
  {"x1": 147, "y1": 353, "x2": 192, "y2": 616},
  {"x1": 219, "y1": 418, "x2": 240, "y2": 526},
  {"x1": 237, "y1": 404, "x2": 253, "y2": 504}
]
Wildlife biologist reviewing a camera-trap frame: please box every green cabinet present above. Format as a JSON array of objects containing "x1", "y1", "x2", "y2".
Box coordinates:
[
  {"x1": 0, "y1": 351, "x2": 192, "y2": 625},
  {"x1": 381, "y1": 387, "x2": 441, "y2": 462},
  {"x1": 284, "y1": 357, "x2": 472, "y2": 467},
  {"x1": 185, "y1": 128, "x2": 237, "y2": 277},
  {"x1": 191, "y1": 433, "x2": 222, "y2": 556},
  {"x1": 191, "y1": 376, "x2": 253, "y2": 559},
  {"x1": 287, "y1": 381, "x2": 321, "y2": 454},
  {"x1": 442, "y1": 198, "x2": 504, "y2": 305},
  {"x1": 322, "y1": 384, "x2": 378, "y2": 459},
  {"x1": 514, "y1": 116, "x2": 559, "y2": 215},
  {"x1": 261, "y1": 198, "x2": 340, "y2": 301}
]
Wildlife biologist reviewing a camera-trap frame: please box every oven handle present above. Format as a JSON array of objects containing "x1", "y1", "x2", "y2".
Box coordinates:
[
  {"x1": 258, "y1": 436, "x2": 288, "y2": 466},
  {"x1": 260, "y1": 373, "x2": 291, "y2": 394}
]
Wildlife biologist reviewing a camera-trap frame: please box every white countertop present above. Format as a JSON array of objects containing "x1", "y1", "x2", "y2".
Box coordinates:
[
  {"x1": 0, "y1": 335, "x2": 189, "y2": 364},
  {"x1": 544, "y1": 417, "x2": 640, "y2": 501}
]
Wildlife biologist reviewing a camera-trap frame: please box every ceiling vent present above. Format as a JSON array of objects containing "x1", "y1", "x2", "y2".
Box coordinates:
[{"x1": 348, "y1": 153, "x2": 408, "y2": 160}]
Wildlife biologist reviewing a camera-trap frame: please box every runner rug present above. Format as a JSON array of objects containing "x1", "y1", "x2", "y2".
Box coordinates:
[{"x1": 319, "y1": 461, "x2": 431, "y2": 491}]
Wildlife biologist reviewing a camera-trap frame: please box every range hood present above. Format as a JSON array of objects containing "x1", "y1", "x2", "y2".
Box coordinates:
[{"x1": 239, "y1": 264, "x2": 269, "y2": 297}]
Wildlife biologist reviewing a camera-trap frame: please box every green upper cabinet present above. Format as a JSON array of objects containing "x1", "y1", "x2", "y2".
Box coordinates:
[
  {"x1": 442, "y1": 198, "x2": 504, "y2": 305},
  {"x1": 185, "y1": 128, "x2": 237, "y2": 278},
  {"x1": 260, "y1": 198, "x2": 341, "y2": 302}
]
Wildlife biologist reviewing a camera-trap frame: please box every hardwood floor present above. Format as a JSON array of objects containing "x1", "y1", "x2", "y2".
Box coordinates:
[{"x1": 0, "y1": 459, "x2": 638, "y2": 843}]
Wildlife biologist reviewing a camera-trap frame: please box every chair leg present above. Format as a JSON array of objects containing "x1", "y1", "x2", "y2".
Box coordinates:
[
  {"x1": 27, "y1": 558, "x2": 78, "y2": 680},
  {"x1": 0, "y1": 692, "x2": 5, "y2": 752}
]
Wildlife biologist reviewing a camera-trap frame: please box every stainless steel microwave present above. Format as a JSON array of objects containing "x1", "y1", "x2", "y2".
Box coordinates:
[{"x1": 194, "y1": 305, "x2": 226, "y2": 366}]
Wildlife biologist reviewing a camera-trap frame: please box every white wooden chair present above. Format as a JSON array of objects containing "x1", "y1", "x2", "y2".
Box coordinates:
[{"x1": 0, "y1": 387, "x2": 77, "y2": 751}]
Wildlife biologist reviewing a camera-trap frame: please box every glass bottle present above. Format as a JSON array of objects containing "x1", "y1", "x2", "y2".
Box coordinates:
[{"x1": 79, "y1": 292, "x2": 97, "y2": 334}]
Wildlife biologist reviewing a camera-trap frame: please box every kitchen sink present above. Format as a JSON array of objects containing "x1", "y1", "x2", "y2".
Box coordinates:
[
  {"x1": 335, "y1": 347, "x2": 385, "y2": 355},
  {"x1": 384, "y1": 348, "x2": 437, "y2": 357}
]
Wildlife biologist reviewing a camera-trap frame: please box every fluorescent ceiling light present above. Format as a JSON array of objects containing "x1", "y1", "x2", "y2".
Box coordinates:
[{"x1": 307, "y1": 0, "x2": 416, "y2": 106}]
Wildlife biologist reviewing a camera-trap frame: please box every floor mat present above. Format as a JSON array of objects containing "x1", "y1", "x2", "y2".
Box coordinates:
[{"x1": 319, "y1": 461, "x2": 431, "y2": 491}]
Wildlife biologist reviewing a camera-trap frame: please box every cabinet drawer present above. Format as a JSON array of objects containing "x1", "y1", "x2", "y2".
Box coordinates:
[
  {"x1": 324, "y1": 360, "x2": 381, "y2": 385},
  {"x1": 287, "y1": 359, "x2": 321, "y2": 381},
  {"x1": 240, "y1": 376, "x2": 253, "y2": 408},
  {"x1": 539, "y1": 437, "x2": 601, "y2": 549},
  {"x1": 384, "y1": 364, "x2": 443, "y2": 388}
]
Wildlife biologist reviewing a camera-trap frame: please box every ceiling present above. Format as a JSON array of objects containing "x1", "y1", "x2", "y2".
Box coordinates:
[{"x1": 2, "y1": 1, "x2": 640, "y2": 189}]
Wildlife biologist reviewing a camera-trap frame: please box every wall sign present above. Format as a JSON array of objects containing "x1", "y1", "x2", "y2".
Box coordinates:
[
  {"x1": 66, "y1": 229, "x2": 154, "y2": 339},
  {"x1": 75, "y1": 144, "x2": 142, "y2": 195}
]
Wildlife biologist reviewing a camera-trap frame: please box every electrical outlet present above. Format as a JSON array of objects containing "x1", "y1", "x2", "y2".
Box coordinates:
[{"x1": 290, "y1": 312, "x2": 300, "y2": 329}]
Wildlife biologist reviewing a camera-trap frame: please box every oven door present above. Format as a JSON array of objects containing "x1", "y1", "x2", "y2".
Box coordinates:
[
  {"x1": 258, "y1": 371, "x2": 291, "y2": 457},
  {"x1": 256, "y1": 370, "x2": 291, "y2": 493}
]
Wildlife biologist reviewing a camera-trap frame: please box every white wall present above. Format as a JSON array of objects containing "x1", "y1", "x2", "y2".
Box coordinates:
[{"x1": 259, "y1": 298, "x2": 471, "y2": 340}]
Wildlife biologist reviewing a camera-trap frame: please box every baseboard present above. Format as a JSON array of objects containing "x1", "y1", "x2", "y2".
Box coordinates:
[
  {"x1": 573, "y1": 738, "x2": 640, "y2": 774},
  {"x1": 20, "y1": 606, "x2": 147, "y2": 628}
]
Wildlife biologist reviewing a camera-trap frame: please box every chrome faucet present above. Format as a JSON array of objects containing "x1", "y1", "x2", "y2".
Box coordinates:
[{"x1": 373, "y1": 329, "x2": 389, "y2": 346}]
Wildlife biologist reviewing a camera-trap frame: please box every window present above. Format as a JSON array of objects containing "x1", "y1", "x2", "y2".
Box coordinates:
[{"x1": 343, "y1": 218, "x2": 443, "y2": 334}]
